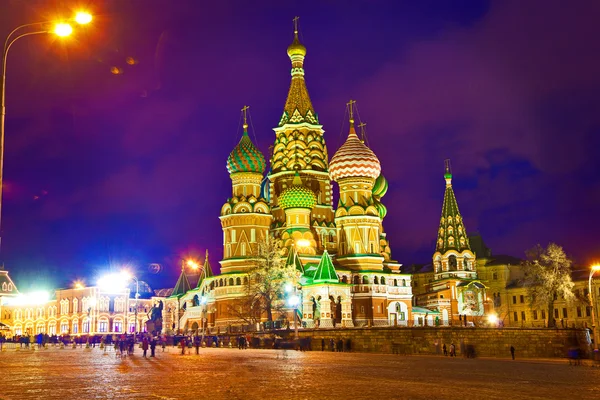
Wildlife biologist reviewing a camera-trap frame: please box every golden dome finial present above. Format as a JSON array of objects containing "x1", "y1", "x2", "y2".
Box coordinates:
[
  {"x1": 287, "y1": 16, "x2": 306, "y2": 58},
  {"x1": 241, "y1": 105, "x2": 249, "y2": 131},
  {"x1": 347, "y1": 99, "x2": 356, "y2": 126}
]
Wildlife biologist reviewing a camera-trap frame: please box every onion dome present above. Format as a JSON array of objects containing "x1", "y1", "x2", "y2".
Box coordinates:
[
  {"x1": 278, "y1": 173, "x2": 317, "y2": 210},
  {"x1": 372, "y1": 174, "x2": 388, "y2": 198},
  {"x1": 226, "y1": 124, "x2": 266, "y2": 174},
  {"x1": 287, "y1": 31, "x2": 307, "y2": 58},
  {"x1": 374, "y1": 202, "x2": 387, "y2": 220},
  {"x1": 329, "y1": 120, "x2": 381, "y2": 181}
]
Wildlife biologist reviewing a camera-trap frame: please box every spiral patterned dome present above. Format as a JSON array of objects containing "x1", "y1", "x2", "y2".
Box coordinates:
[
  {"x1": 372, "y1": 174, "x2": 388, "y2": 198},
  {"x1": 279, "y1": 173, "x2": 317, "y2": 210},
  {"x1": 226, "y1": 130, "x2": 266, "y2": 174},
  {"x1": 329, "y1": 122, "x2": 381, "y2": 181},
  {"x1": 374, "y1": 201, "x2": 387, "y2": 220}
]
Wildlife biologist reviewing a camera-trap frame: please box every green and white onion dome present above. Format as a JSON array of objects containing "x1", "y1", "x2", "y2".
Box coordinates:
[
  {"x1": 372, "y1": 174, "x2": 388, "y2": 198},
  {"x1": 278, "y1": 173, "x2": 317, "y2": 210}
]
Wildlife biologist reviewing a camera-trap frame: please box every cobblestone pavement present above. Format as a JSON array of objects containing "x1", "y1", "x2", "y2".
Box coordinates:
[{"x1": 1, "y1": 346, "x2": 599, "y2": 400}]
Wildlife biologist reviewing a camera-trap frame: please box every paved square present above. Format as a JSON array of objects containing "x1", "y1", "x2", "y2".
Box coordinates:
[{"x1": 0, "y1": 346, "x2": 599, "y2": 399}]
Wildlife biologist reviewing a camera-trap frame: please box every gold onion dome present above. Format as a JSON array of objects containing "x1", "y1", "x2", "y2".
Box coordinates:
[
  {"x1": 278, "y1": 173, "x2": 317, "y2": 210},
  {"x1": 287, "y1": 31, "x2": 307, "y2": 58},
  {"x1": 226, "y1": 126, "x2": 266, "y2": 174},
  {"x1": 329, "y1": 120, "x2": 381, "y2": 181}
]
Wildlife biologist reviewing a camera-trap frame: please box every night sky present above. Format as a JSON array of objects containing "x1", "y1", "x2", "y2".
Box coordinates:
[{"x1": 2, "y1": 0, "x2": 599, "y2": 292}]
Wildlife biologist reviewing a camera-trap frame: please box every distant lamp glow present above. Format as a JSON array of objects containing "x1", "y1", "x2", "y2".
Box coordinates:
[
  {"x1": 287, "y1": 295, "x2": 300, "y2": 307},
  {"x1": 97, "y1": 271, "x2": 130, "y2": 293},
  {"x1": 54, "y1": 23, "x2": 73, "y2": 37},
  {"x1": 487, "y1": 314, "x2": 498, "y2": 325},
  {"x1": 74, "y1": 12, "x2": 93, "y2": 25},
  {"x1": 74, "y1": 281, "x2": 84, "y2": 289},
  {"x1": 592, "y1": 265, "x2": 600, "y2": 272},
  {"x1": 284, "y1": 283, "x2": 293, "y2": 293},
  {"x1": 296, "y1": 239, "x2": 310, "y2": 248},
  {"x1": 186, "y1": 259, "x2": 199, "y2": 270}
]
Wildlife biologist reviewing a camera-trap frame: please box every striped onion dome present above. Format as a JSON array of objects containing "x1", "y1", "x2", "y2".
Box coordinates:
[
  {"x1": 372, "y1": 174, "x2": 388, "y2": 198},
  {"x1": 329, "y1": 121, "x2": 381, "y2": 181},
  {"x1": 226, "y1": 126, "x2": 266, "y2": 174},
  {"x1": 279, "y1": 173, "x2": 317, "y2": 210}
]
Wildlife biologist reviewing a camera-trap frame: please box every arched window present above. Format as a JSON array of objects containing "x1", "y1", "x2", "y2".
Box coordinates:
[
  {"x1": 243, "y1": 277, "x2": 248, "y2": 285},
  {"x1": 373, "y1": 276, "x2": 379, "y2": 285},
  {"x1": 73, "y1": 298, "x2": 79, "y2": 313},
  {"x1": 402, "y1": 279, "x2": 406, "y2": 287},
  {"x1": 362, "y1": 276, "x2": 369, "y2": 284},
  {"x1": 448, "y1": 255, "x2": 457, "y2": 271},
  {"x1": 193, "y1": 295, "x2": 199, "y2": 306},
  {"x1": 236, "y1": 277, "x2": 241, "y2": 285},
  {"x1": 353, "y1": 275, "x2": 359, "y2": 285},
  {"x1": 219, "y1": 279, "x2": 223, "y2": 287},
  {"x1": 393, "y1": 279, "x2": 398, "y2": 287},
  {"x1": 229, "y1": 278, "x2": 234, "y2": 286},
  {"x1": 341, "y1": 276, "x2": 348, "y2": 284},
  {"x1": 381, "y1": 276, "x2": 386, "y2": 285},
  {"x1": 2, "y1": 283, "x2": 6, "y2": 291}
]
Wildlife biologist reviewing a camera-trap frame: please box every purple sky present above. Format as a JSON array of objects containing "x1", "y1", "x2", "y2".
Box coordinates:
[{"x1": 2, "y1": 0, "x2": 599, "y2": 291}]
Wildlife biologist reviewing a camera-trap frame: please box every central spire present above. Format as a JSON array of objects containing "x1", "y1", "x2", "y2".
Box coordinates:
[{"x1": 279, "y1": 16, "x2": 318, "y2": 126}]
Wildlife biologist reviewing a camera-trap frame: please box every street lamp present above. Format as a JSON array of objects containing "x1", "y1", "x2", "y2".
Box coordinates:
[
  {"x1": 588, "y1": 265, "x2": 600, "y2": 354},
  {"x1": 286, "y1": 284, "x2": 301, "y2": 340},
  {"x1": 119, "y1": 270, "x2": 140, "y2": 335},
  {"x1": 0, "y1": 11, "x2": 92, "y2": 251}
]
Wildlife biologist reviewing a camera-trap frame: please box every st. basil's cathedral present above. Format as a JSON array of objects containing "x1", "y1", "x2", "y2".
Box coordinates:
[{"x1": 162, "y1": 22, "x2": 489, "y2": 334}]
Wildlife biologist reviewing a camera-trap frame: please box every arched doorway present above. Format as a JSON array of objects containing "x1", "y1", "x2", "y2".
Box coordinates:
[
  {"x1": 387, "y1": 302, "x2": 408, "y2": 326},
  {"x1": 191, "y1": 321, "x2": 199, "y2": 333}
]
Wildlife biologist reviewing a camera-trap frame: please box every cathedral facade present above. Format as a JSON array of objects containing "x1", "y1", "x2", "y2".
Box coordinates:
[{"x1": 166, "y1": 25, "x2": 414, "y2": 333}]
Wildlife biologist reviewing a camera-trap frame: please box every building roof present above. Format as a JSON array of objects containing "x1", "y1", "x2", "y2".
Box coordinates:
[
  {"x1": 279, "y1": 27, "x2": 318, "y2": 127},
  {"x1": 286, "y1": 246, "x2": 304, "y2": 274},
  {"x1": 312, "y1": 251, "x2": 339, "y2": 284},
  {"x1": 435, "y1": 160, "x2": 471, "y2": 254},
  {"x1": 485, "y1": 255, "x2": 522, "y2": 266},
  {"x1": 468, "y1": 233, "x2": 492, "y2": 259},
  {"x1": 196, "y1": 250, "x2": 214, "y2": 289},
  {"x1": 329, "y1": 118, "x2": 381, "y2": 181},
  {"x1": 171, "y1": 267, "x2": 192, "y2": 298},
  {"x1": 0, "y1": 270, "x2": 18, "y2": 296},
  {"x1": 278, "y1": 173, "x2": 317, "y2": 210},
  {"x1": 226, "y1": 126, "x2": 266, "y2": 174},
  {"x1": 372, "y1": 174, "x2": 388, "y2": 219}
]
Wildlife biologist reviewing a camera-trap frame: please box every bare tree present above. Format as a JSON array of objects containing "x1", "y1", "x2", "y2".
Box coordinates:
[
  {"x1": 227, "y1": 235, "x2": 298, "y2": 328},
  {"x1": 521, "y1": 243, "x2": 575, "y2": 328}
]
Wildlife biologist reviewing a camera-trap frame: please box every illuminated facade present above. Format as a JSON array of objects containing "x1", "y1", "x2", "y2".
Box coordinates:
[
  {"x1": 1, "y1": 285, "x2": 159, "y2": 337},
  {"x1": 168, "y1": 23, "x2": 413, "y2": 333}
]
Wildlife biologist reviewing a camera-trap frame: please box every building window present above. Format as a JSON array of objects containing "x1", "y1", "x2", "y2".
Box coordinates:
[
  {"x1": 60, "y1": 322, "x2": 69, "y2": 333},
  {"x1": 562, "y1": 308, "x2": 567, "y2": 318},
  {"x1": 114, "y1": 321, "x2": 123, "y2": 332},
  {"x1": 72, "y1": 321, "x2": 79, "y2": 334},
  {"x1": 587, "y1": 307, "x2": 592, "y2": 317},
  {"x1": 541, "y1": 310, "x2": 546, "y2": 320},
  {"x1": 533, "y1": 310, "x2": 538, "y2": 320},
  {"x1": 521, "y1": 311, "x2": 526, "y2": 322},
  {"x1": 554, "y1": 309, "x2": 559, "y2": 318},
  {"x1": 129, "y1": 323, "x2": 136, "y2": 333},
  {"x1": 519, "y1": 295, "x2": 524, "y2": 303},
  {"x1": 512, "y1": 296, "x2": 517, "y2": 304},
  {"x1": 577, "y1": 307, "x2": 582, "y2": 318},
  {"x1": 362, "y1": 276, "x2": 368, "y2": 284},
  {"x1": 99, "y1": 321, "x2": 108, "y2": 333},
  {"x1": 513, "y1": 312, "x2": 518, "y2": 321},
  {"x1": 83, "y1": 321, "x2": 90, "y2": 333},
  {"x1": 492, "y1": 272, "x2": 498, "y2": 280}
]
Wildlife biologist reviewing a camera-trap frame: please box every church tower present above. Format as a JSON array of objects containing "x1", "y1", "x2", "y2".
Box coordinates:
[
  {"x1": 329, "y1": 101, "x2": 383, "y2": 271},
  {"x1": 220, "y1": 107, "x2": 272, "y2": 273},
  {"x1": 268, "y1": 18, "x2": 336, "y2": 256},
  {"x1": 432, "y1": 160, "x2": 476, "y2": 279}
]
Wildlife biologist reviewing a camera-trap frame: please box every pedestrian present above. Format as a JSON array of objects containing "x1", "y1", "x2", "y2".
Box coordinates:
[
  {"x1": 443, "y1": 343, "x2": 447, "y2": 356},
  {"x1": 194, "y1": 335, "x2": 200, "y2": 355},
  {"x1": 450, "y1": 343, "x2": 456, "y2": 357},
  {"x1": 321, "y1": 338, "x2": 325, "y2": 351},
  {"x1": 142, "y1": 337, "x2": 149, "y2": 357},
  {"x1": 329, "y1": 338, "x2": 335, "y2": 352},
  {"x1": 150, "y1": 337, "x2": 157, "y2": 357},
  {"x1": 180, "y1": 338, "x2": 186, "y2": 355},
  {"x1": 510, "y1": 345, "x2": 515, "y2": 360}
]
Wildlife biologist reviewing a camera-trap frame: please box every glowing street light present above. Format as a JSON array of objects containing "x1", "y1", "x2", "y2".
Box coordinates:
[
  {"x1": 53, "y1": 23, "x2": 73, "y2": 37},
  {"x1": 74, "y1": 12, "x2": 93, "y2": 25},
  {"x1": 186, "y1": 259, "x2": 200, "y2": 270},
  {"x1": 73, "y1": 281, "x2": 84, "y2": 289},
  {"x1": 487, "y1": 313, "x2": 499, "y2": 326},
  {"x1": 296, "y1": 239, "x2": 310, "y2": 248}
]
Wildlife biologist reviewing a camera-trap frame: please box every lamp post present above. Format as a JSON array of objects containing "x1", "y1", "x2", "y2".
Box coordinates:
[
  {"x1": 588, "y1": 265, "x2": 600, "y2": 354},
  {"x1": 285, "y1": 283, "x2": 300, "y2": 340},
  {"x1": 0, "y1": 12, "x2": 92, "y2": 251}
]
